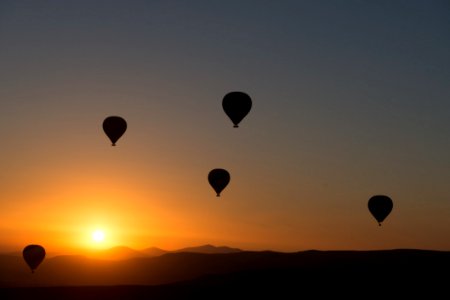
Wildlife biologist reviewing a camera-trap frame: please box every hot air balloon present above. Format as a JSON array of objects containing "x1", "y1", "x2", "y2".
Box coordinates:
[
  {"x1": 368, "y1": 195, "x2": 393, "y2": 226},
  {"x1": 208, "y1": 169, "x2": 230, "y2": 197},
  {"x1": 23, "y1": 245, "x2": 46, "y2": 273},
  {"x1": 103, "y1": 116, "x2": 127, "y2": 146},
  {"x1": 222, "y1": 91, "x2": 252, "y2": 128}
]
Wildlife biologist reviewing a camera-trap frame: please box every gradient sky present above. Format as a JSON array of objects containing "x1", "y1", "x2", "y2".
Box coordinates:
[{"x1": 1, "y1": 0, "x2": 449, "y2": 252}]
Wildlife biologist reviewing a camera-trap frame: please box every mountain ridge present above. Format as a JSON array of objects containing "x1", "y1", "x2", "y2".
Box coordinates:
[
  {"x1": 1, "y1": 249, "x2": 448, "y2": 288},
  {"x1": 1, "y1": 244, "x2": 245, "y2": 261}
]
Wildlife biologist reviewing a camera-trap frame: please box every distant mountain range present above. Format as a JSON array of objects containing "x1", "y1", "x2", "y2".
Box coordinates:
[
  {"x1": 172, "y1": 244, "x2": 242, "y2": 254},
  {"x1": 1, "y1": 249, "x2": 449, "y2": 291},
  {"x1": 2, "y1": 244, "x2": 243, "y2": 261},
  {"x1": 87, "y1": 244, "x2": 242, "y2": 260}
]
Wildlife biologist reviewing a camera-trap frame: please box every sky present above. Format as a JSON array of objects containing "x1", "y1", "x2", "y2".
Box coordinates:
[{"x1": 0, "y1": 0, "x2": 449, "y2": 253}]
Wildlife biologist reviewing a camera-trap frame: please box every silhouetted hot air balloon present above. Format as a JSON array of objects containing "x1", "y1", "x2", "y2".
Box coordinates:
[
  {"x1": 368, "y1": 195, "x2": 393, "y2": 226},
  {"x1": 208, "y1": 169, "x2": 230, "y2": 197},
  {"x1": 23, "y1": 245, "x2": 46, "y2": 273},
  {"x1": 222, "y1": 92, "x2": 252, "y2": 128},
  {"x1": 103, "y1": 116, "x2": 127, "y2": 146}
]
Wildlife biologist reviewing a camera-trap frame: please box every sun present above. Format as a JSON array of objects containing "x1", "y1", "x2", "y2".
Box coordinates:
[{"x1": 92, "y1": 230, "x2": 105, "y2": 243}]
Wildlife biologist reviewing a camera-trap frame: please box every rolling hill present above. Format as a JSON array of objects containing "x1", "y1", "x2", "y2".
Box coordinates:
[
  {"x1": 2, "y1": 244, "x2": 242, "y2": 261},
  {"x1": 172, "y1": 244, "x2": 242, "y2": 254},
  {"x1": 140, "y1": 247, "x2": 168, "y2": 257},
  {"x1": 1, "y1": 249, "x2": 449, "y2": 289}
]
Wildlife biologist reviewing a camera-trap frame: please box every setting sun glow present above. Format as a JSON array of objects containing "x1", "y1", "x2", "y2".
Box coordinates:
[{"x1": 92, "y1": 230, "x2": 105, "y2": 243}]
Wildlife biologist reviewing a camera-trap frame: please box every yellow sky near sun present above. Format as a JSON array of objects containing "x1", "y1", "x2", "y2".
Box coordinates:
[
  {"x1": 1, "y1": 109, "x2": 450, "y2": 253},
  {"x1": 2, "y1": 152, "x2": 450, "y2": 253},
  {"x1": 2, "y1": 143, "x2": 450, "y2": 254}
]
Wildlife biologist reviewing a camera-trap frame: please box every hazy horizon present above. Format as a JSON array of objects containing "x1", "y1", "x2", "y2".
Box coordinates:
[
  {"x1": 0, "y1": 243, "x2": 242, "y2": 255},
  {"x1": 1, "y1": 249, "x2": 448, "y2": 291}
]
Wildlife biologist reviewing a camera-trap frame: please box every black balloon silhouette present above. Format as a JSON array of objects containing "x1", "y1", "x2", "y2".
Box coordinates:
[
  {"x1": 23, "y1": 245, "x2": 46, "y2": 273},
  {"x1": 368, "y1": 195, "x2": 393, "y2": 226},
  {"x1": 208, "y1": 169, "x2": 230, "y2": 197},
  {"x1": 103, "y1": 116, "x2": 127, "y2": 146},
  {"x1": 222, "y1": 92, "x2": 252, "y2": 128}
]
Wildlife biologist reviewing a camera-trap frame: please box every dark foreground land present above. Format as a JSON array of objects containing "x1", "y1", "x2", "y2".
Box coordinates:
[{"x1": 1, "y1": 249, "x2": 449, "y2": 299}]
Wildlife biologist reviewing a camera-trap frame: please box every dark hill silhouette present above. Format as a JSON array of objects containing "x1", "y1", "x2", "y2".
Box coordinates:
[
  {"x1": 1, "y1": 249, "x2": 449, "y2": 294},
  {"x1": 139, "y1": 244, "x2": 242, "y2": 256},
  {"x1": 173, "y1": 244, "x2": 242, "y2": 254},
  {"x1": 84, "y1": 244, "x2": 242, "y2": 260},
  {"x1": 140, "y1": 247, "x2": 168, "y2": 257},
  {"x1": 0, "y1": 244, "x2": 241, "y2": 260}
]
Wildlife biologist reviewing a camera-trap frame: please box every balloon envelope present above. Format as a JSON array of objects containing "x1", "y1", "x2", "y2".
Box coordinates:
[
  {"x1": 103, "y1": 116, "x2": 127, "y2": 146},
  {"x1": 222, "y1": 92, "x2": 252, "y2": 128},
  {"x1": 208, "y1": 169, "x2": 230, "y2": 197},
  {"x1": 368, "y1": 195, "x2": 393, "y2": 226},
  {"x1": 23, "y1": 245, "x2": 46, "y2": 273}
]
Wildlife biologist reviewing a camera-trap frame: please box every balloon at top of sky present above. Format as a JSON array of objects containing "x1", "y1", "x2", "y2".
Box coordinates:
[
  {"x1": 222, "y1": 92, "x2": 252, "y2": 128},
  {"x1": 208, "y1": 169, "x2": 230, "y2": 197},
  {"x1": 23, "y1": 244, "x2": 46, "y2": 273},
  {"x1": 103, "y1": 116, "x2": 127, "y2": 146},
  {"x1": 368, "y1": 195, "x2": 393, "y2": 226}
]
